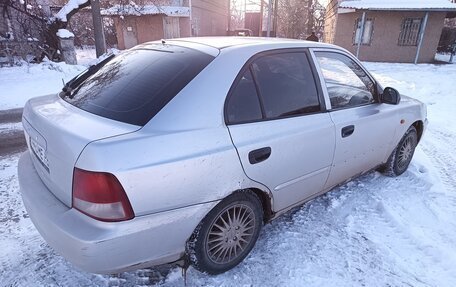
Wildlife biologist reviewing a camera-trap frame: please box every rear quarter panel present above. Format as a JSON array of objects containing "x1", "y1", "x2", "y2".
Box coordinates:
[{"x1": 75, "y1": 127, "x2": 267, "y2": 216}]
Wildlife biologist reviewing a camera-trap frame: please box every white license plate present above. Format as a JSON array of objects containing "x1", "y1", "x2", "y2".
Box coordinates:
[{"x1": 30, "y1": 137, "x2": 49, "y2": 172}]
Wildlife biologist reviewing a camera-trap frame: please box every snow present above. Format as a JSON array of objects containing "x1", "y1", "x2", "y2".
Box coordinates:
[
  {"x1": 1, "y1": 59, "x2": 456, "y2": 286},
  {"x1": 101, "y1": 5, "x2": 190, "y2": 17},
  {"x1": 0, "y1": 61, "x2": 85, "y2": 110},
  {"x1": 75, "y1": 46, "x2": 98, "y2": 66},
  {"x1": 55, "y1": 0, "x2": 89, "y2": 22},
  {"x1": 340, "y1": 0, "x2": 456, "y2": 10},
  {"x1": 435, "y1": 53, "x2": 454, "y2": 63},
  {"x1": 0, "y1": 47, "x2": 121, "y2": 110},
  {"x1": 56, "y1": 29, "x2": 75, "y2": 39}
]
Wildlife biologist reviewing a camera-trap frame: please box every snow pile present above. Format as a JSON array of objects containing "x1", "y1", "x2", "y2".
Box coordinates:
[
  {"x1": 101, "y1": 5, "x2": 190, "y2": 17},
  {"x1": 435, "y1": 53, "x2": 454, "y2": 63},
  {"x1": 56, "y1": 29, "x2": 75, "y2": 39},
  {"x1": 75, "y1": 47, "x2": 98, "y2": 66},
  {"x1": 340, "y1": 0, "x2": 456, "y2": 10}
]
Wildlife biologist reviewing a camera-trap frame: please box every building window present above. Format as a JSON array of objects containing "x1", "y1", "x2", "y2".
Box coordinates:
[
  {"x1": 353, "y1": 18, "x2": 373, "y2": 45},
  {"x1": 398, "y1": 18, "x2": 422, "y2": 46}
]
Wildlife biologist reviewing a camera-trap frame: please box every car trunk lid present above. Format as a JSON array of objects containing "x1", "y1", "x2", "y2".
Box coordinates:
[{"x1": 22, "y1": 94, "x2": 141, "y2": 207}]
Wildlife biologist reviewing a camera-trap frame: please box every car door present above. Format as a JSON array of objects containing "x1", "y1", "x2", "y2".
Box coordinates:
[
  {"x1": 226, "y1": 50, "x2": 336, "y2": 212},
  {"x1": 311, "y1": 49, "x2": 400, "y2": 189}
]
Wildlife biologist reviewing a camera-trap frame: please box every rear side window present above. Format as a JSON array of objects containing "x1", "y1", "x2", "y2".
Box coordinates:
[
  {"x1": 62, "y1": 45, "x2": 214, "y2": 126},
  {"x1": 226, "y1": 69, "x2": 263, "y2": 124},
  {"x1": 251, "y1": 53, "x2": 320, "y2": 119}
]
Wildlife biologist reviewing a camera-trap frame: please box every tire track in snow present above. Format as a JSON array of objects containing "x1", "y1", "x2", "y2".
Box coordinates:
[
  {"x1": 345, "y1": 170, "x2": 456, "y2": 287},
  {"x1": 421, "y1": 128, "x2": 456, "y2": 194}
]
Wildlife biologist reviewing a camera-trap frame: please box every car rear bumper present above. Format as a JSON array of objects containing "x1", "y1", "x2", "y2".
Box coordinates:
[{"x1": 18, "y1": 151, "x2": 217, "y2": 274}]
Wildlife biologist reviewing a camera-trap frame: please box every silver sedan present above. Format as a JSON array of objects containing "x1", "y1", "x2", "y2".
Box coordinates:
[{"x1": 18, "y1": 37, "x2": 427, "y2": 275}]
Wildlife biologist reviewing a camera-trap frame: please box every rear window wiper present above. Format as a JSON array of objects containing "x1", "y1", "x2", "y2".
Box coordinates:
[{"x1": 60, "y1": 54, "x2": 115, "y2": 99}]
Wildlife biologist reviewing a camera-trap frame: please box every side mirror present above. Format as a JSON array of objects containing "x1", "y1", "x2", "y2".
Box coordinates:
[{"x1": 381, "y1": 87, "x2": 401, "y2": 105}]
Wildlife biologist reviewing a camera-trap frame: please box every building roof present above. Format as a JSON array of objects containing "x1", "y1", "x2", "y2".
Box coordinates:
[
  {"x1": 101, "y1": 5, "x2": 190, "y2": 17},
  {"x1": 339, "y1": 0, "x2": 456, "y2": 11}
]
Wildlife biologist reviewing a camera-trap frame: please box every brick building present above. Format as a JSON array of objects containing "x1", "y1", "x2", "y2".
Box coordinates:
[{"x1": 324, "y1": 0, "x2": 456, "y2": 63}]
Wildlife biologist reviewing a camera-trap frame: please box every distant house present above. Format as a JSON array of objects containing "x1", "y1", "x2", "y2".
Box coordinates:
[
  {"x1": 324, "y1": 0, "x2": 456, "y2": 63},
  {"x1": 102, "y1": 4, "x2": 191, "y2": 49},
  {"x1": 190, "y1": 0, "x2": 228, "y2": 36},
  {"x1": 102, "y1": 0, "x2": 228, "y2": 50}
]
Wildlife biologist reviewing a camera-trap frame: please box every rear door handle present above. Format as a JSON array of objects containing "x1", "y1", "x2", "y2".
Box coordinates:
[
  {"x1": 341, "y1": 125, "x2": 355, "y2": 138},
  {"x1": 249, "y1": 147, "x2": 271, "y2": 164}
]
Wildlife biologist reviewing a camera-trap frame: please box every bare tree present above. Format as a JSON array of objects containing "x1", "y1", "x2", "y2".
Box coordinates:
[
  {"x1": 277, "y1": 0, "x2": 310, "y2": 39},
  {"x1": 230, "y1": 0, "x2": 245, "y2": 30},
  {"x1": 0, "y1": 0, "x2": 91, "y2": 62},
  {"x1": 274, "y1": 0, "x2": 325, "y2": 39}
]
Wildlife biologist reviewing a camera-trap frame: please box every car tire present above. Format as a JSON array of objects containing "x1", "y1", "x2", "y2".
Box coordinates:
[
  {"x1": 381, "y1": 126, "x2": 418, "y2": 177},
  {"x1": 186, "y1": 190, "x2": 263, "y2": 275}
]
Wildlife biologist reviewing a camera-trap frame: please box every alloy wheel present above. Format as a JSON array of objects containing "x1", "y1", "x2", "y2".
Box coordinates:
[{"x1": 205, "y1": 204, "x2": 256, "y2": 264}]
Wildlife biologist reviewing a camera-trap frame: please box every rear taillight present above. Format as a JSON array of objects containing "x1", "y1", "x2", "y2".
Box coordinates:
[{"x1": 72, "y1": 168, "x2": 134, "y2": 222}]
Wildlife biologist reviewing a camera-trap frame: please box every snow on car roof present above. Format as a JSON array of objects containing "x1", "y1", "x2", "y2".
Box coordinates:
[{"x1": 339, "y1": 0, "x2": 456, "y2": 11}]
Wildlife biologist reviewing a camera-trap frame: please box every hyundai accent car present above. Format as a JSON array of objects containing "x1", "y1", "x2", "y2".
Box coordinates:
[{"x1": 18, "y1": 37, "x2": 427, "y2": 275}]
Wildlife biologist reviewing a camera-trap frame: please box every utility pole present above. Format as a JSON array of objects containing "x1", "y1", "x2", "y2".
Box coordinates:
[
  {"x1": 266, "y1": 0, "x2": 272, "y2": 37},
  {"x1": 307, "y1": 0, "x2": 314, "y2": 34},
  {"x1": 259, "y1": 0, "x2": 263, "y2": 36},
  {"x1": 91, "y1": 0, "x2": 106, "y2": 57},
  {"x1": 273, "y1": 0, "x2": 278, "y2": 37},
  {"x1": 189, "y1": 0, "x2": 193, "y2": 36},
  {"x1": 227, "y1": 0, "x2": 231, "y2": 34}
]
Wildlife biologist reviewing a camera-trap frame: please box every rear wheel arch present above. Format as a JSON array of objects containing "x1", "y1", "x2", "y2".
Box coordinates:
[
  {"x1": 186, "y1": 189, "x2": 265, "y2": 274},
  {"x1": 244, "y1": 187, "x2": 274, "y2": 223}
]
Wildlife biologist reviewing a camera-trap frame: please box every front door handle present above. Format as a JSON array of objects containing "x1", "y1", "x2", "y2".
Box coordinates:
[
  {"x1": 249, "y1": 147, "x2": 272, "y2": 164},
  {"x1": 341, "y1": 125, "x2": 355, "y2": 138}
]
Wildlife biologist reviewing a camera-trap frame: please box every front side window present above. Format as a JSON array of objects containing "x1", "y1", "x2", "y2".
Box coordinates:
[
  {"x1": 398, "y1": 18, "x2": 422, "y2": 46},
  {"x1": 315, "y1": 51, "x2": 376, "y2": 109},
  {"x1": 354, "y1": 18, "x2": 374, "y2": 45},
  {"x1": 251, "y1": 52, "x2": 321, "y2": 119}
]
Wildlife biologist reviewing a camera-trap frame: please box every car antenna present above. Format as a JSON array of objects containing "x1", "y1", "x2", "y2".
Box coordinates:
[{"x1": 62, "y1": 78, "x2": 65, "y2": 87}]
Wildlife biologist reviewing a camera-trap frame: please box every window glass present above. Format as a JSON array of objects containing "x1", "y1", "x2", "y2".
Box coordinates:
[
  {"x1": 62, "y1": 44, "x2": 214, "y2": 126},
  {"x1": 226, "y1": 69, "x2": 263, "y2": 124},
  {"x1": 315, "y1": 52, "x2": 376, "y2": 109},
  {"x1": 354, "y1": 18, "x2": 374, "y2": 45},
  {"x1": 251, "y1": 53, "x2": 320, "y2": 119},
  {"x1": 398, "y1": 18, "x2": 422, "y2": 46}
]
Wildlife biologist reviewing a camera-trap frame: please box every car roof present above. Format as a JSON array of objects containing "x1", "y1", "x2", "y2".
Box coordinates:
[
  {"x1": 157, "y1": 37, "x2": 338, "y2": 56},
  {"x1": 167, "y1": 36, "x2": 333, "y2": 50}
]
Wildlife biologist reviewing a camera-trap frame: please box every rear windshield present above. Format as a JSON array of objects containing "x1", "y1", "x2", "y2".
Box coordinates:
[{"x1": 62, "y1": 44, "x2": 215, "y2": 126}]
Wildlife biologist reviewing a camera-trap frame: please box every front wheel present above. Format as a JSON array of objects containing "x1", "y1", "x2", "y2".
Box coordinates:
[
  {"x1": 382, "y1": 126, "x2": 418, "y2": 176},
  {"x1": 187, "y1": 191, "x2": 263, "y2": 275}
]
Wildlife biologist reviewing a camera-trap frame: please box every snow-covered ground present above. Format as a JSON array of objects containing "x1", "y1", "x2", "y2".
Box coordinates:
[
  {"x1": 0, "y1": 47, "x2": 104, "y2": 110},
  {"x1": 0, "y1": 61, "x2": 84, "y2": 110},
  {"x1": 1, "y1": 56, "x2": 456, "y2": 286}
]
